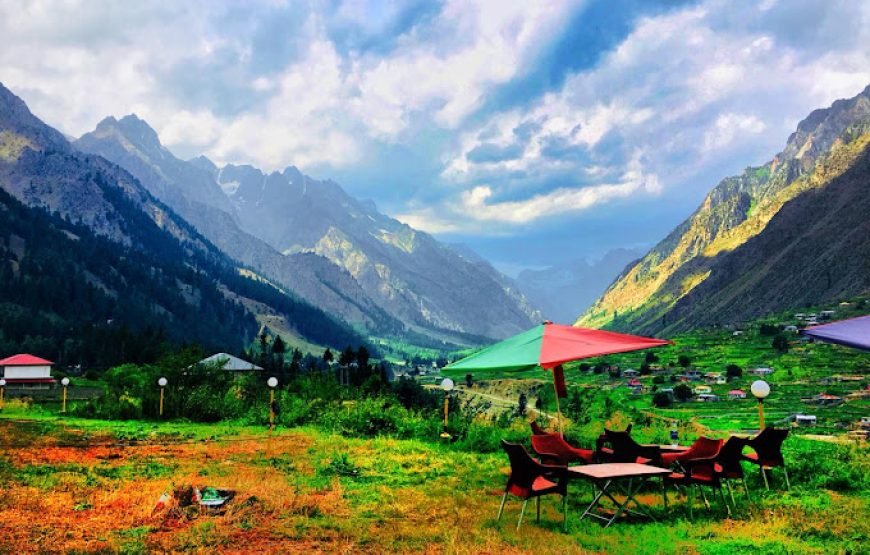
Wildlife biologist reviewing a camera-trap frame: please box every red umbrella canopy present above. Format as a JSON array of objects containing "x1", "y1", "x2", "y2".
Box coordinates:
[{"x1": 445, "y1": 323, "x2": 672, "y2": 373}]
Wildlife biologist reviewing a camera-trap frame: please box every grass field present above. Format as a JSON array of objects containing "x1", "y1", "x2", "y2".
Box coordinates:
[{"x1": 0, "y1": 414, "x2": 867, "y2": 554}]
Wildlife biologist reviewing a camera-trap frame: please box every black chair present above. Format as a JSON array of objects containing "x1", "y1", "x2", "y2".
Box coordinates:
[
  {"x1": 742, "y1": 427, "x2": 790, "y2": 490},
  {"x1": 600, "y1": 427, "x2": 661, "y2": 466},
  {"x1": 716, "y1": 435, "x2": 751, "y2": 504},
  {"x1": 498, "y1": 440, "x2": 569, "y2": 531}
]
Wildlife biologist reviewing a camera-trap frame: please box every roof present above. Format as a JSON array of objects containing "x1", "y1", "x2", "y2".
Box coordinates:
[
  {"x1": 198, "y1": 353, "x2": 263, "y2": 371},
  {"x1": 1, "y1": 377, "x2": 56, "y2": 384},
  {"x1": 0, "y1": 354, "x2": 54, "y2": 366},
  {"x1": 729, "y1": 390, "x2": 746, "y2": 394}
]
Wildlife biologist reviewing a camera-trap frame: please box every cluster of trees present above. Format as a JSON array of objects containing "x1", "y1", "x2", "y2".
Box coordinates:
[{"x1": 75, "y1": 343, "x2": 439, "y2": 422}]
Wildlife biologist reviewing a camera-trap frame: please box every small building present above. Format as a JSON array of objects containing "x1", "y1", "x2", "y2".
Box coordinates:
[
  {"x1": 794, "y1": 414, "x2": 817, "y2": 427},
  {"x1": 627, "y1": 378, "x2": 642, "y2": 387},
  {"x1": 732, "y1": 330, "x2": 744, "y2": 336},
  {"x1": 684, "y1": 370, "x2": 702, "y2": 381},
  {"x1": 0, "y1": 354, "x2": 56, "y2": 389},
  {"x1": 703, "y1": 372, "x2": 726, "y2": 385},
  {"x1": 622, "y1": 369, "x2": 640, "y2": 378},
  {"x1": 811, "y1": 393, "x2": 844, "y2": 407},
  {"x1": 197, "y1": 353, "x2": 263, "y2": 374},
  {"x1": 697, "y1": 394, "x2": 719, "y2": 402},
  {"x1": 784, "y1": 325, "x2": 798, "y2": 333},
  {"x1": 820, "y1": 310, "x2": 836, "y2": 319},
  {"x1": 694, "y1": 385, "x2": 712, "y2": 395},
  {"x1": 728, "y1": 389, "x2": 746, "y2": 400},
  {"x1": 751, "y1": 367, "x2": 774, "y2": 376}
]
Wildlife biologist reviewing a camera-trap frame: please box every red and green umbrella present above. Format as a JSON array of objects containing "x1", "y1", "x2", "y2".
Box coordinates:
[{"x1": 445, "y1": 322, "x2": 672, "y2": 431}]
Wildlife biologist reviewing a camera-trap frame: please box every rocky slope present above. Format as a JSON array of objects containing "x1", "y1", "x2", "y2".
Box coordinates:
[
  {"x1": 579, "y1": 84, "x2": 870, "y2": 334},
  {"x1": 0, "y1": 82, "x2": 366, "y2": 355},
  {"x1": 76, "y1": 118, "x2": 397, "y2": 335},
  {"x1": 215, "y1": 163, "x2": 541, "y2": 340}
]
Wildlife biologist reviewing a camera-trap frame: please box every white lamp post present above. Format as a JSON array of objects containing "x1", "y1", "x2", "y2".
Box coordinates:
[
  {"x1": 157, "y1": 377, "x2": 168, "y2": 417},
  {"x1": 0, "y1": 378, "x2": 6, "y2": 410},
  {"x1": 751, "y1": 380, "x2": 770, "y2": 430},
  {"x1": 267, "y1": 377, "x2": 278, "y2": 431},
  {"x1": 61, "y1": 377, "x2": 70, "y2": 413},
  {"x1": 440, "y1": 378, "x2": 454, "y2": 439}
]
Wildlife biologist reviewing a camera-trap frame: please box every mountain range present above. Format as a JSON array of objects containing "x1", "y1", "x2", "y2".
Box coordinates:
[
  {"x1": 0, "y1": 83, "x2": 368, "y2": 364},
  {"x1": 0, "y1": 81, "x2": 540, "y2": 365},
  {"x1": 76, "y1": 115, "x2": 540, "y2": 346},
  {"x1": 579, "y1": 84, "x2": 870, "y2": 334}
]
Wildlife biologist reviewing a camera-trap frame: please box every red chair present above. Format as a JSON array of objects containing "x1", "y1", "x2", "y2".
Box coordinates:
[
  {"x1": 716, "y1": 436, "x2": 751, "y2": 505},
  {"x1": 530, "y1": 421, "x2": 549, "y2": 436},
  {"x1": 663, "y1": 437, "x2": 727, "y2": 519},
  {"x1": 498, "y1": 440, "x2": 569, "y2": 531},
  {"x1": 531, "y1": 432, "x2": 594, "y2": 465},
  {"x1": 742, "y1": 427, "x2": 790, "y2": 490}
]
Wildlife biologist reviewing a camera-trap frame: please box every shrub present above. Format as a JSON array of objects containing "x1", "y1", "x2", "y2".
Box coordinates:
[
  {"x1": 652, "y1": 391, "x2": 672, "y2": 407},
  {"x1": 674, "y1": 383, "x2": 693, "y2": 401},
  {"x1": 726, "y1": 364, "x2": 743, "y2": 378}
]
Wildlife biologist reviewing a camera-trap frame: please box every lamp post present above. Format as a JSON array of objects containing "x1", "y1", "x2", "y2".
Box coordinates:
[
  {"x1": 440, "y1": 378, "x2": 454, "y2": 439},
  {"x1": 157, "y1": 377, "x2": 168, "y2": 417},
  {"x1": 267, "y1": 377, "x2": 278, "y2": 431},
  {"x1": 61, "y1": 377, "x2": 70, "y2": 413},
  {"x1": 751, "y1": 380, "x2": 770, "y2": 430},
  {"x1": 0, "y1": 379, "x2": 5, "y2": 411}
]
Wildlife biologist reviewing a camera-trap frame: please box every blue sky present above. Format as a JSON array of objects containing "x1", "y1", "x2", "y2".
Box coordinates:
[{"x1": 1, "y1": 0, "x2": 868, "y2": 274}]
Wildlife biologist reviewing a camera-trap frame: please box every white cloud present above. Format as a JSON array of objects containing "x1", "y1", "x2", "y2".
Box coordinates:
[
  {"x1": 703, "y1": 113, "x2": 766, "y2": 152},
  {"x1": 400, "y1": 155, "x2": 660, "y2": 233},
  {"x1": 437, "y1": 0, "x2": 870, "y2": 231}
]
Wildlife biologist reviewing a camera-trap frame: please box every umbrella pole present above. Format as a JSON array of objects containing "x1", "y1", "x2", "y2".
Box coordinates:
[{"x1": 552, "y1": 378, "x2": 563, "y2": 436}]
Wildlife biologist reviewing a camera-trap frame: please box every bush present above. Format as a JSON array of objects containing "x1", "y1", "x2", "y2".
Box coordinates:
[
  {"x1": 652, "y1": 375, "x2": 665, "y2": 384},
  {"x1": 674, "y1": 383, "x2": 693, "y2": 401},
  {"x1": 772, "y1": 334, "x2": 790, "y2": 353},
  {"x1": 726, "y1": 364, "x2": 743, "y2": 378},
  {"x1": 652, "y1": 391, "x2": 672, "y2": 407}
]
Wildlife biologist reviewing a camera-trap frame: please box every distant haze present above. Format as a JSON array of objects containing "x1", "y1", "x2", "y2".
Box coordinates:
[{"x1": 515, "y1": 248, "x2": 643, "y2": 323}]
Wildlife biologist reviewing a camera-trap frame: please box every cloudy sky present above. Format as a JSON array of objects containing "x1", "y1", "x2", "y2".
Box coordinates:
[{"x1": 2, "y1": 0, "x2": 868, "y2": 274}]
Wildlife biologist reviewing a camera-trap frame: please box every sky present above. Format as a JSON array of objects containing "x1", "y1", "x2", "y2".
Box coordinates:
[{"x1": 1, "y1": 0, "x2": 868, "y2": 275}]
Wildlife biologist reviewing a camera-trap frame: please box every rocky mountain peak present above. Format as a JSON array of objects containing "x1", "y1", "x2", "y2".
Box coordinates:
[
  {"x1": 188, "y1": 155, "x2": 218, "y2": 176},
  {"x1": 0, "y1": 82, "x2": 70, "y2": 152}
]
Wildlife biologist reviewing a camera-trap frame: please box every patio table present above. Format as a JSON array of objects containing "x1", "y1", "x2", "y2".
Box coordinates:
[{"x1": 568, "y1": 463, "x2": 671, "y2": 527}]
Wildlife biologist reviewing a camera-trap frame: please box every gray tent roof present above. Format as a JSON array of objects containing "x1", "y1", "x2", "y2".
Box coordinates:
[{"x1": 199, "y1": 353, "x2": 263, "y2": 371}]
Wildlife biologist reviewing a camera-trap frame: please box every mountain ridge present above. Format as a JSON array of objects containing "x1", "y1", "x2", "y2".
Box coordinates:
[{"x1": 579, "y1": 84, "x2": 870, "y2": 333}]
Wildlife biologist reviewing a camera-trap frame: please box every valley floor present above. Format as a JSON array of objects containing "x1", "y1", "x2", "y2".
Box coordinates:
[{"x1": 0, "y1": 417, "x2": 866, "y2": 554}]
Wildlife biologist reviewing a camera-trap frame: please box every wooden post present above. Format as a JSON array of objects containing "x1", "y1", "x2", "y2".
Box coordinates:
[
  {"x1": 440, "y1": 395, "x2": 450, "y2": 438},
  {"x1": 757, "y1": 400, "x2": 765, "y2": 430},
  {"x1": 269, "y1": 389, "x2": 275, "y2": 433},
  {"x1": 62, "y1": 385, "x2": 67, "y2": 413},
  {"x1": 159, "y1": 387, "x2": 165, "y2": 417},
  {"x1": 0, "y1": 385, "x2": 4, "y2": 411},
  {"x1": 552, "y1": 378, "x2": 563, "y2": 436}
]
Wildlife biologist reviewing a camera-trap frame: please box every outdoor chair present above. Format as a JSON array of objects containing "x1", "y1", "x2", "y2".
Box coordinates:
[
  {"x1": 742, "y1": 427, "x2": 790, "y2": 490},
  {"x1": 530, "y1": 421, "x2": 548, "y2": 436},
  {"x1": 498, "y1": 440, "x2": 569, "y2": 531},
  {"x1": 715, "y1": 435, "x2": 751, "y2": 505},
  {"x1": 599, "y1": 427, "x2": 661, "y2": 465},
  {"x1": 531, "y1": 432, "x2": 594, "y2": 465},
  {"x1": 663, "y1": 437, "x2": 727, "y2": 519},
  {"x1": 594, "y1": 424, "x2": 632, "y2": 461}
]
